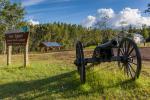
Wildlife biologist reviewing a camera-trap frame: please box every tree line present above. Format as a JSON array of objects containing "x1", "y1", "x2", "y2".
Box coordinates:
[{"x1": 29, "y1": 23, "x2": 118, "y2": 51}]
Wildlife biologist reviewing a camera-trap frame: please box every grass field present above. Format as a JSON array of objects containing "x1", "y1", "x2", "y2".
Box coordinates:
[{"x1": 0, "y1": 51, "x2": 150, "y2": 100}]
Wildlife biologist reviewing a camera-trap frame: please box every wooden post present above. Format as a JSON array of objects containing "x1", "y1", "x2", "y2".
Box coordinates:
[
  {"x1": 3, "y1": 40, "x2": 6, "y2": 54},
  {"x1": 7, "y1": 46, "x2": 12, "y2": 66},
  {"x1": 24, "y1": 40, "x2": 29, "y2": 67}
]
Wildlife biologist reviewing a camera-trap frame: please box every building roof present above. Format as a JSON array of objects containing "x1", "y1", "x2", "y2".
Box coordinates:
[{"x1": 41, "y1": 42, "x2": 62, "y2": 47}]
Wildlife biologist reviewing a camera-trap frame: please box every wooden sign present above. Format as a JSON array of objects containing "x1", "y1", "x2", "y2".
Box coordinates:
[
  {"x1": 5, "y1": 32, "x2": 29, "y2": 46},
  {"x1": 5, "y1": 26, "x2": 30, "y2": 67}
]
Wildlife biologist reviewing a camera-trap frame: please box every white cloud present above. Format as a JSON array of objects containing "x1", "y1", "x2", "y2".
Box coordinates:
[
  {"x1": 81, "y1": 15, "x2": 96, "y2": 28},
  {"x1": 97, "y1": 8, "x2": 115, "y2": 18},
  {"x1": 51, "y1": 0, "x2": 72, "y2": 3},
  {"x1": 22, "y1": 0, "x2": 46, "y2": 7},
  {"x1": 22, "y1": 0, "x2": 72, "y2": 7},
  {"x1": 28, "y1": 19, "x2": 39, "y2": 25},
  {"x1": 82, "y1": 7, "x2": 150, "y2": 29}
]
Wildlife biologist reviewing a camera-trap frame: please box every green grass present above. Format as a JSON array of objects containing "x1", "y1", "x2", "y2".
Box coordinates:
[
  {"x1": 138, "y1": 42, "x2": 150, "y2": 47},
  {"x1": 85, "y1": 45, "x2": 96, "y2": 49},
  {"x1": 0, "y1": 52, "x2": 150, "y2": 100}
]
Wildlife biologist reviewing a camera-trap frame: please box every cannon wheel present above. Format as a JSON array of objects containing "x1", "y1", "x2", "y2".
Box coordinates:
[
  {"x1": 75, "y1": 41, "x2": 86, "y2": 83},
  {"x1": 118, "y1": 38, "x2": 141, "y2": 80}
]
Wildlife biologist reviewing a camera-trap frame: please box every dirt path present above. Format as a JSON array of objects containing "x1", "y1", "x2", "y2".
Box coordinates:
[
  {"x1": 140, "y1": 47, "x2": 150, "y2": 61},
  {"x1": 2, "y1": 47, "x2": 149, "y2": 63},
  {"x1": 52, "y1": 48, "x2": 150, "y2": 64}
]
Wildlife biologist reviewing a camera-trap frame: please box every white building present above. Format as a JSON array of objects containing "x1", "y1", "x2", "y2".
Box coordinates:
[{"x1": 133, "y1": 33, "x2": 145, "y2": 44}]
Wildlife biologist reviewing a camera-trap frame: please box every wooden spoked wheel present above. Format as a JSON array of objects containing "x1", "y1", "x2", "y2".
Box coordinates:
[
  {"x1": 75, "y1": 41, "x2": 86, "y2": 83},
  {"x1": 118, "y1": 38, "x2": 142, "y2": 80}
]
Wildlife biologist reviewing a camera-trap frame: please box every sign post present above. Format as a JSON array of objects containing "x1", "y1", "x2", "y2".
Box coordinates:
[
  {"x1": 7, "y1": 46, "x2": 12, "y2": 65},
  {"x1": 24, "y1": 37, "x2": 29, "y2": 67},
  {"x1": 5, "y1": 26, "x2": 29, "y2": 67}
]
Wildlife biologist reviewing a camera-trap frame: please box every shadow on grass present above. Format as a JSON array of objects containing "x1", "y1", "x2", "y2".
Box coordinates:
[
  {"x1": 0, "y1": 66, "x2": 25, "y2": 70},
  {"x1": 0, "y1": 69, "x2": 139, "y2": 99},
  {"x1": 0, "y1": 70, "x2": 81, "y2": 99}
]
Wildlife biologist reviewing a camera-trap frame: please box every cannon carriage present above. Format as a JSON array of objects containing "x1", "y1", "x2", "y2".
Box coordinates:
[{"x1": 74, "y1": 38, "x2": 141, "y2": 83}]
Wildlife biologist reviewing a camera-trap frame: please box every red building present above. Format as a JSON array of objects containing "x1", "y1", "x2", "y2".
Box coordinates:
[{"x1": 39, "y1": 42, "x2": 63, "y2": 52}]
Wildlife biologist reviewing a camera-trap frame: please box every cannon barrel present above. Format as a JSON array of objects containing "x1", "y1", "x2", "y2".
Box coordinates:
[{"x1": 98, "y1": 39, "x2": 117, "y2": 48}]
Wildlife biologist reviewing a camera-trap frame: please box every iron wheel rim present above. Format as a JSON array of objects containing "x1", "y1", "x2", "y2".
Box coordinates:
[
  {"x1": 75, "y1": 41, "x2": 86, "y2": 83},
  {"x1": 118, "y1": 38, "x2": 142, "y2": 80}
]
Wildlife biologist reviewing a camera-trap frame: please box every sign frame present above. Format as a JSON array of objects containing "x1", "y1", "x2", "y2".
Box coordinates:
[
  {"x1": 5, "y1": 32, "x2": 29, "y2": 46},
  {"x1": 5, "y1": 30, "x2": 29, "y2": 67}
]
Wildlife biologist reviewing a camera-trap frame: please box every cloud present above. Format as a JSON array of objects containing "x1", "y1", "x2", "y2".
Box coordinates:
[
  {"x1": 28, "y1": 19, "x2": 39, "y2": 25},
  {"x1": 27, "y1": 6, "x2": 76, "y2": 14},
  {"x1": 81, "y1": 15, "x2": 96, "y2": 28},
  {"x1": 82, "y1": 8, "x2": 150, "y2": 29},
  {"x1": 51, "y1": 0, "x2": 72, "y2": 3},
  {"x1": 22, "y1": 0, "x2": 72, "y2": 7},
  {"x1": 22, "y1": 0, "x2": 46, "y2": 7},
  {"x1": 96, "y1": 8, "x2": 115, "y2": 18}
]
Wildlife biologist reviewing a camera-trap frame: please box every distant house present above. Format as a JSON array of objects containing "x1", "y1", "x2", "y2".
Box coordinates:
[
  {"x1": 39, "y1": 42, "x2": 63, "y2": 52},
  {"x1": 133, "y1": 33, "x2": 145, "y2": 44}
]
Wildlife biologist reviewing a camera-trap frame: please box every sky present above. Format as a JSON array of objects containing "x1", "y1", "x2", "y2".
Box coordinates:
[{"x1": 10, "y1": 0, "x2": 150, "y2": 27}]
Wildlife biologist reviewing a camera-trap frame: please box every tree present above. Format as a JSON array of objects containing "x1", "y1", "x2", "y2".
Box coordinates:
[
  {"x1": 128, "y1": 25, "x2": 133, "y2": 33},
  {"x1": 0, "y1": 1, "x2": 24, "y2": 29},
  {"x1": 142, "y1": 26, "x2": 149, "y2": 39},
  {"x1": 145, "y1": 3, "x2": 150, "y2": 13},
  {"x1": 0, "y1": 0, "x2": 25, "y2": 53}
]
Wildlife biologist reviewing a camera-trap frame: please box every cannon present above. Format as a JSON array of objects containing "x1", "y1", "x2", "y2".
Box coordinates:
[{"x1": 74, "y1": 38, "x2": 141, "y2": 83}]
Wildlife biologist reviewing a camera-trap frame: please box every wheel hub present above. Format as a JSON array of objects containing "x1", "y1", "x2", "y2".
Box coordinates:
[{"x1": 122, "y1": 56, "x2": 129, "y2": 63}]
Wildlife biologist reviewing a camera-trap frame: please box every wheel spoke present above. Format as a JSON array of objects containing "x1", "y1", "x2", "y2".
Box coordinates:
[
  {"x1": 124, "y1": 40, "x2": 127, "y2": 54},
  {"x1": 128, "y1": 47, "x2": 134, "y2": 56},
  {"x1": 128, "y1": 61, "x2": 137, "y2": 65},
  {"x1": 128, "y1": 55, "x2": 136, "y2": 59},
  {"x1": 122, "y1": 42, "x2": 126, "y2": 53},
  {"x1": 128, "y1": 63, "x2": 134, "y2": 78},
  {"x1": 128, "y1": 63, "x2": 136, "y2": 73},
  {"x1": 120, "y1": 48, "x2": 124, "y2": 55},
  {"x1": 126, "y1": 41, "x2": 131, "y2": 54}
]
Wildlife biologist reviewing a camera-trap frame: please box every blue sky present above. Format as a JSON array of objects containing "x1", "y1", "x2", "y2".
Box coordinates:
[{"x1": 10, "y1": 0, "x2": 149, "y2": 24}]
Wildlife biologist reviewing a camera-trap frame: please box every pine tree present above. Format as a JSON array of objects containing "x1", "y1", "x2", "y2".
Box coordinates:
[
  {"x1": 145, "y1": 3, "x2": 150, "y2": 13},
  {"x1": 142, "y1": 27, "x2": 149, "y2": 39}
]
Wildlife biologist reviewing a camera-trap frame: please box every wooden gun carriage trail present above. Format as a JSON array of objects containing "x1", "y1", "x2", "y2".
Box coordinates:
[{"x1": 74, "y1": 38, "x2": 142, "y2": 83}]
